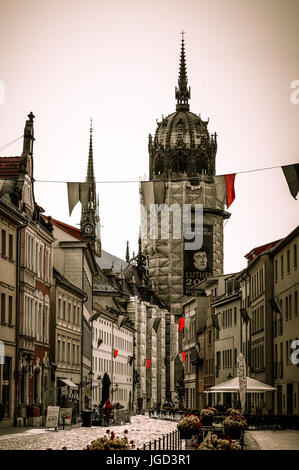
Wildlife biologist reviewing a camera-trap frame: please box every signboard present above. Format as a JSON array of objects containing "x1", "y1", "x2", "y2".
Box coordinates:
[
  {"x1": 184, "y1": 224, "x2": 213, "y2": 295},
  {"x1": 237, "y1": 353, "x2": 247, "y2": 413},
  {"x1": 45, "y1": 406, "x2": 60, "y2": 430}
]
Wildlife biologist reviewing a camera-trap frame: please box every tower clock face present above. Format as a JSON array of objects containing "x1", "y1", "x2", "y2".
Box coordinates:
[{"x1": 83, "y1": 223, "x2": 93, "y2": 235}]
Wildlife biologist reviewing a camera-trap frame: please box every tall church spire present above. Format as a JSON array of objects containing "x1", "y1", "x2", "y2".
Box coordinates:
[
  {"x1": 175, "y1": 31, "x2": 191, "y2": 111},
  {"x1": 87, "y1": 119, "x2": 95, "y2": 185},
  {"x1": 81, "y1": 119, "x2": 101, "y2": 256}
]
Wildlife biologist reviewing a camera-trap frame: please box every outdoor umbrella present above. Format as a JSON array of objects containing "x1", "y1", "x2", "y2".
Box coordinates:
[
  {"x1": 205, "y1": 376, "x2": 277, "y2": 393},
  {"x1": 100, "y1": 373, "x2": 111, "y2": 405}
]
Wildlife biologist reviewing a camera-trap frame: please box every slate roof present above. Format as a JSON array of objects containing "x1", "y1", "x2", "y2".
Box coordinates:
[{"x1": 0, "y1": 157, "x2": 21, "y2": 179}]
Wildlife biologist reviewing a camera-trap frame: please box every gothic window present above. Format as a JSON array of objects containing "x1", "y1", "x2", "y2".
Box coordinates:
[
  {"x1": 172, "y1": 151, "x2": 186, "y2": 173},
  {"x1": 196, "y1": 154, "x2": 208, "y2": 174},
  {"x1": 154, "y1": 155, "x2": 164, "y2": 175}
]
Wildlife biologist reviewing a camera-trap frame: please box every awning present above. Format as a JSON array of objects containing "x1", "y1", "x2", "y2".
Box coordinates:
[
  {"x1": 205, "y1": 376, "x2": 277, "y2": 393},
  {"x1": 59, "y1": 378, "x2": 78, "y2": 390}
]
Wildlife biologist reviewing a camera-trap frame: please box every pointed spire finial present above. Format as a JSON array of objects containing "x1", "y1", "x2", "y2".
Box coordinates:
[
  {"x1": 126, "y1": 240, "x2": 130, "y2": 263},
  {"x1": 175, "y1": 32, "x2": 190, "y2": 111}
]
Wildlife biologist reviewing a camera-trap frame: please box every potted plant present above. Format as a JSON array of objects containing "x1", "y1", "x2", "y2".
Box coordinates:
[
  {"x1": 177, "y1": 415, "x2": 202, "y2": 439},
  {"x1": 223, "y1": 409, "x2": 247, "y2": 439},
  {"x1": 197, "y1": 433, "x2": 242, "y2": 450},
  {"x1": 84, "y1": 430, "x2": 135, "y2": 450},
  {"x1": 200, "y1": 407, "x2": 217, "y2": 426}
]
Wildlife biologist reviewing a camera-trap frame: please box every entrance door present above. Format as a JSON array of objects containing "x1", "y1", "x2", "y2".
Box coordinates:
[{"x1": 287, "y1": 384, "x2": 293, "y2": 416}]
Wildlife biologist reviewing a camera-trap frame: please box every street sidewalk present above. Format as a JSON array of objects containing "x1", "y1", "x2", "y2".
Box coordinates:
[
  {"x1": 0, "y1": 423, "x2": 82, "y2": 440},
  {"x1": 244, "y1": 430, "x2": 299, "y2": 450}
]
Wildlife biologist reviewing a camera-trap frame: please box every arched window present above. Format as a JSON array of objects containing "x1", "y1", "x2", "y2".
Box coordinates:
[
  {"x1": 196, "y1": 154, "x2": 208, "y2": 174},
  {"x1": 154, "y1": 155, "x2": 164, "y2": 175},
  {"x1": 173, "y1": 151, "x2": 186, "y2": 173}
]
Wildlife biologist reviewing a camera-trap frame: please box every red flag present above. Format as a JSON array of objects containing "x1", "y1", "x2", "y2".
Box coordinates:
[
  {"x1": 114, "y1": 349, "x2": 118, "y2": 359},
  {"x1": 182, "y1": 352, "x2": 186, "y2": 363},
  {"x1": 213, "y1": 174, "x2": 236, "y2": 208},
  {"x1": 179, "y1": 317, "x2": 185, "y2": 332},
  {"x1": 146, "y1": 359, "x2": 151, "y2": 369},
  {"x1": 225, "y1": 174, "x2": 236, "y2": 208}
]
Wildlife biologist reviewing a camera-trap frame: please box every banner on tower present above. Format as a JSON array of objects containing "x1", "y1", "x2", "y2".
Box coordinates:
[{"x1": 183, "y1": 224, "x2": 213, "y2": 296}]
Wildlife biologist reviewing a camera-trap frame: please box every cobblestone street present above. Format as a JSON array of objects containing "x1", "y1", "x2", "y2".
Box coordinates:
[
  {"x1": 1, "y1": 416, "x2": 299, "y2": 450},
  {"x1": 0, "y1": 416, "x2": 178, "y2": 450}
]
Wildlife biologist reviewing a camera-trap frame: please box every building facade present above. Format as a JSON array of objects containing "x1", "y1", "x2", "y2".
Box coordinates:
[
  {"x1": 0, "y1": 200, "x2": 25, "y2": 427},
  {"x1": 271, "y1": 226, "x2": 299, "y2": 416},
  {"x1": 50, "y1": 268, "x2": 86, "y2": 421},
  {"x1": 0, "y1": 113, "x2": 55, "y2": 426},
  {"x1": 91, "y1": 304, "x2": 134, "y2": 409}
]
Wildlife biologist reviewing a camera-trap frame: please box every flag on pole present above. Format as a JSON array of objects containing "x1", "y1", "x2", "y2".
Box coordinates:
[
  {"x1": 146, "y1": 359, "x2": 151, "y2": 369},
  {"x1": 182, "y1": 352, "x2": 186, "y2": 363},
  {"x1": 153, "y1": 318, "x2": 161, "y2": 333},
  {"x1": 113, "y1": 349, "x2": 118, "y2": 359},
  {"x1": 178, "y1": 317, "x2": 185, "y2": 332},
  {"x1": 213, "y1": 174, "x2": 236, "y2": 208},
  {"x1": 282, "y1": 164, "x2": 299, "y2": 199},
  {"x1": 117, "y1": 315, "x2": 125, "y2": 329}
]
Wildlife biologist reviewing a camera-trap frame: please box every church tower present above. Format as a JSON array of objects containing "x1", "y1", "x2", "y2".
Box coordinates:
[
  {"x1": 81, "y1": 120, "x2": 102, "y2": 256},
  {"x1": 141, "y1": 36, "x2": 230, "y2": 312}
]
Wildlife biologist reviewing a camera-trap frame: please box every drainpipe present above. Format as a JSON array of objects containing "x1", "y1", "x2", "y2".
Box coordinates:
[{"x1": 15, "y1": 220, "x2": 28, "y2": 426}]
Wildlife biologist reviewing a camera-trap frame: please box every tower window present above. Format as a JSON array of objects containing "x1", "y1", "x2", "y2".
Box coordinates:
[
  {"x1": 172, "y1": 151, "x2": 186, "y2": 173},
  {"x1": 154, "y1": 155, "x2": 164, "y2": 175}
]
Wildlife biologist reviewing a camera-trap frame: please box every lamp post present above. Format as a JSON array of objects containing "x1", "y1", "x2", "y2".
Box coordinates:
[{"x1": 111, "y1": 383, "x2": 119, "y2": 402}]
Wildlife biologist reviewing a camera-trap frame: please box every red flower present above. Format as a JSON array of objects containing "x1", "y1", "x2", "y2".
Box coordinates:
[
  {"x1": 124, "y1": 429, "x2": 128, "y2": 434},
  {"x1": 130, "y1": 440, "x2": 134, "y2": 444},
  {"x1": 106, "y1": 429, "x2": 110, "y2": 434}
]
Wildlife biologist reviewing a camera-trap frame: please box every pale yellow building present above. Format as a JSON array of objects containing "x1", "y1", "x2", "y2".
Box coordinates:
[
  {"x1": 0, "y1": 200, "x2": 25, "y2": 427},
  {"x1": 271, "y1": 225, "x2": 299, "y2": 416}
]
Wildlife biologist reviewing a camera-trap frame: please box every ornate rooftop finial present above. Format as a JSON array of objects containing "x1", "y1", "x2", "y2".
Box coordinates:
[
  {"x1": 126, "y1": 240, "x2": 130, "y2": 263},
  {"x1": 175, "y1": 31, "x2": 190, "y2": 111}
]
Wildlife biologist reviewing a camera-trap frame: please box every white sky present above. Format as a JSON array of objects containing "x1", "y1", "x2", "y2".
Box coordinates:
[{"x1": 0, "y1": 0, "x2": 298, "y2": 273}]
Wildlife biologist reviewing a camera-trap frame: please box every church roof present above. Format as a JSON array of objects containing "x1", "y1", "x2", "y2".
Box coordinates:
[
  {"x1": 45, "y1": 216, "x2": 86, "y2": 242},
  {"x1": 95, "y1": 250, "x2": 128, "y2": 272},
  {"x1": 0, "y1": 156, "x2": 21, "y2": 179},
  {"x1": 245, "y1": 239, "x2": 282, "y2": 263}
]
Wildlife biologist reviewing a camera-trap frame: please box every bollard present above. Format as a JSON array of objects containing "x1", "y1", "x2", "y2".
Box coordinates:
[
  {"x1": 154, "y1": 439, "x2": 156, "y2": 450},
  {"x1": 163, "y1": 435, "x2": 165, "y2": 450},
  {"x1": 158, "y1": 437, "x2": 161, "y2": 450}
]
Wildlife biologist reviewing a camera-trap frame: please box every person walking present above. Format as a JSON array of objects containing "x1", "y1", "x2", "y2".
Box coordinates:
[{"x1": 104, "y1": 398, "x2": 113, "y2": 425}]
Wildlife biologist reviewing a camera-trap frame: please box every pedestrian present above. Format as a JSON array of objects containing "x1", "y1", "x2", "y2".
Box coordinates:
[{"x1": 104, "y1": 398, "x2": 113, "y2": 425}]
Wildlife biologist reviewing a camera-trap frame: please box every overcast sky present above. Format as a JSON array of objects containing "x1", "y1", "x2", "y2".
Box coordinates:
[{"x1": 0, "y1": 0, "x2": 298, "y2": 273}]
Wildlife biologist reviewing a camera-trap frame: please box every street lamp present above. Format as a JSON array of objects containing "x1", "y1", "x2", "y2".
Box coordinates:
[{"x1": 111, "y1": 383, "x2": 119, "y2": 401}]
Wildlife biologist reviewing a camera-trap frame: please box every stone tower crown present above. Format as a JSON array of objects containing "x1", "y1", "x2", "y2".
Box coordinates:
[{"x1": 149, "y1": 37, "x2": 217, "y2": 181}]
